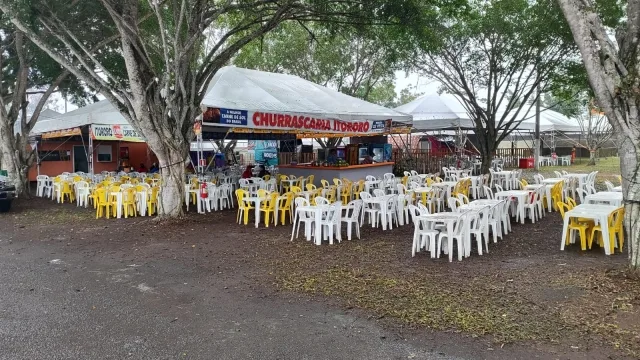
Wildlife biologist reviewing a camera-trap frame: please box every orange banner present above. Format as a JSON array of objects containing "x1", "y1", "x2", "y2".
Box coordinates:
[{"x1": 41, "y1": 127, "x2": 81, "y2": 139}]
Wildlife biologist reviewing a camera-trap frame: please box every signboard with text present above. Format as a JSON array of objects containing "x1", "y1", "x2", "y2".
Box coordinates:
[
  {"x1": 203, "y1": 107, "x2": 391, "y2": 135},
  {"x1": 91, "y1": 124, "x2": 145, "y2": 142},
  {"x1": 41, "y1": 127, "x2": 81, "y2": 139}
]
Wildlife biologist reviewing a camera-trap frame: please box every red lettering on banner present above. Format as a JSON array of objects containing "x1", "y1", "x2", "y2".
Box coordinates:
[
  {"x1": 273, "y1": 114, "x2": 281, "y2": 127},
  {"x1": 363, "y1": 121, "x2": 369, "y2": 132},
  {"x1": 252, "y1": 112, "x2": 261, "y2": 126},
  {"x1": 277, "y1": 115, "x2": 284, "y2": 127},
  {"x1": 250, "y1": 112, "x2": 376, "y2": 133},
  {"x1": 284, "y1": 115, "x2": 291, "y2": 127}
]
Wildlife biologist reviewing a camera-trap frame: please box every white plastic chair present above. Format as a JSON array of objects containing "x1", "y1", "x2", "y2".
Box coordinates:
[
  {"x1": 468, "y1": 206, "x2": 490, "y2": 255},
  {"x1": 604, "y1": 180, "x2": 615, "y2": 191},
  {"x1": 75, "y1": 181, "x2": 90, "y2": 208},
  {"x1": 365, "y1": 175, "x2": 377, "y2": 182},
  {"x1": 487, "y1": 203, "x2": 502, "y2": 243},
  {"x1": 500, "y1": 200, "x2": 511, "y2": 235},
  {"x1": 456, "y1": 193, "x2": 470, "y2": 205},
  {"x1": 291, "y1": 198, "x2": 314, "y2": 241},
  {"x1": 437, "y1": 213, "x2": 466, "y2": 262},
  {"x1": 373, "y1": 189, "x2": 386, "y2": 197},
  {"x1": 522, "y1": 190, "x2": 540, "y2": 223},
  {"x1": 319, "y1": 204, "x2": 341, "y2": 244},
  {"x1": 483, "y1": 186, "x2": 494, "y2": 200},
  {"x1": 36, "y1": 175, "x2": 49, "y2": 197},
  {"x1": 341, "y1": 200, "x2": 363, "y2": 240},
  {"x1": 314, "y1": 196, "x2": 330, "y2": 206}
]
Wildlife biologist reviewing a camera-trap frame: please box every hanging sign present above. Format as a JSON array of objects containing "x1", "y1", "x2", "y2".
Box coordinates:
[
  {"x1": 203, "y1": 107, "x2": 392, "y2": 135},
  {"x1": 91, "y1": 124, "x2": 145, "y2": 142},
  {"x1": 41, "y1": 127, "x2": 81, "y2": 139}
]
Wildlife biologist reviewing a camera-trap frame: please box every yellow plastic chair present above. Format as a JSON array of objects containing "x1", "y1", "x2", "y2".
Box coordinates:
[
  {"x1": 320, "y1": 179, "x2": 330, "y2": 189},
  {"x1": 60, "y1": 181, "x2": 75, "y2": 204},
  {"x1": 557, "y1": 201, "x2": 593, "y2": 250},
  {"x1": 147, "y1": 187, "x2": 159, "y2": 216},
  {"x1": 277, "y1": 192, "x2": 294, "y2": 225},
  {"x1": 262, "y1": 175, "x2": 271, "y2": 181},
  {"x1": 235, "y1": 189, "x2": 254, "y2": 225},
  {"x1": 306, "y1": 184, "x2": 317, "y2": 191},
  {"x1": 296, "y1": 176, "x2": 305, "y2": 187},
  {"x1": 353, "y1": 180, "x2": 365, "y2": 200},
  {"x1": 434, "y1": 177, "x2": 443, "y2": 183},
  {"x1": 306, "y1": 175, "x2": 315, "y2": 187},
  {"x1": 290, "y1": 186, "x2": 302, "y2": 194},
  {"x1": 340, "y1": 184, "x2": 351, "y2": 203},
  {"x1": 402, "y1": 176, "x2": 409, "y2": 187},
  {"x1": 519, "y1": 179, "x2": 528, "y2": 189},
  {"x1": 94, "y1": 188, "x2": 114, "y2": 219},
  {"x1": 326, "y1": 186, "x2": 337, "y2": 203},
  {"x1": 310, "y1": 189, "x2": 324, "y2": 205},
  {"x1": 279, "y1": 175, "x2": 290, "y2": 193},
  {"x1": 122, "y1": 188, "x2": 138, "y2": 218},
  {"x1": 588, "y1": 207, "x2": 624, "y2": 253},
  {"x1": 130, "y1": 178, "x2": 140, "y2": 185},
  {"x1": 425, "y1": 178, "x2": 434, "y2": 186},
  {"x1": 257, "y1": 189, "x2": 270, "y2": 198},
  {"x1": 259, "y1": 192, "x2": 278, "y2": 227}
]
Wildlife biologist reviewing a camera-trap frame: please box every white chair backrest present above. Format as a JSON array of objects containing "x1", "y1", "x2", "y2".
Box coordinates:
[
  {"x1": 554, "y1": 171, "x2": 562, "y2": 178},
  {"x1": 403, "y1": 171, "x2": 411, "y2": 177},
  {"x1": 409, "y1": 181, "x2": 421, "y2": 190},
  {"x1": 494, "y1": 184, "x2": 504, "y2": 192},
  {"x1": 383, "y1": 173, "x2": 395, "y2": 182},
  {"x1": 76, "y1": 181, "x2": 89, "y2": 189},
  {"x1": 605, "y1": 180, "x2": 614, "y2": 191},
  {"x1": 448, "y1": 197, "x2": 461, "y2": 212},
  {"x1": 315, "y1": 197, "x2": 330, "y2": 206},
  {"x1": 373, "y1": 189, "x2": 386, "y2": 197},
  {"x1": 344, "y1": 200, "x2": 363, "y2": 220},
  {"x1": 239, "y1": 179, "x2": 249, "y2": 186},
  {"x1": 483, "y1": 186, "x2": 494, "y2": 199},
  {"x1": 386, "y1": 195, "x2": 396, "y2": 210},
  {"x1": 365, "y1": 175, "x2": 377, "y2": 182},
  {"x1": 410, "y1": 170, "x2": 419, "y2": 176},
  {"x1": 397, "y1": 184, "x2": 407, "y2": 195},
  {"x1": 359, "y1": 192, "x2": 372, "y2": 200},
  {"x1": 456, "y1": 193, "x2": 469, "y2": 204},
  {"x1": 294, "y1": 197, "x2": 309, "y2": 207},
  {"x1": 416, "y1": 202, "x2": 430, "y2": 214}
]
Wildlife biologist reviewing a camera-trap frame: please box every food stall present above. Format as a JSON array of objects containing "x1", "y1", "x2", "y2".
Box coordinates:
[{"x1": 200, "y1": 66, "x2": 412, "y2": 183}]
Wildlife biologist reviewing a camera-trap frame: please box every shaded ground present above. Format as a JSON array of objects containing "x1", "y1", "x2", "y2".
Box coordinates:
[{"x1": 1, "y1": 196, "x2": 639, "y2": 359}]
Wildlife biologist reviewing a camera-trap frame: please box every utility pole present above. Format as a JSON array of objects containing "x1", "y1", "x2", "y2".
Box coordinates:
[{"x1": 534, "y1": 84, "x2": 541, "y2": 170}]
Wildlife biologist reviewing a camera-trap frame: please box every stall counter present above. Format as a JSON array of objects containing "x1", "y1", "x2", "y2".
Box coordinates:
[{"x1": 277, "y1": 162, "x2": 394, "y2": 186}]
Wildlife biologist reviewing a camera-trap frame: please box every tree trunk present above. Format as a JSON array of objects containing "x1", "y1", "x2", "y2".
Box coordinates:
[
  {"x1": 145, "y1": 136, "x2": 188, "y2": 218},
  {"x1": 588, "y1": 150, "x2": 597, "y2": 166},
  {"x1": 0, "y1": 119, "x2": 30, "y2": 197},
  {"x1": 480, "y1": 152, "x2": 493, "y2": 174},
  {"x1": 618, "y1": 135, "x2": 640, "y2": 268}
]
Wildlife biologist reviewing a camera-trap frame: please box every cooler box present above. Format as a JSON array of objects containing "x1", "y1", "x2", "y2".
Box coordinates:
[{"x1": 518, "y1": 157, "x2": 534, "y2": 169}]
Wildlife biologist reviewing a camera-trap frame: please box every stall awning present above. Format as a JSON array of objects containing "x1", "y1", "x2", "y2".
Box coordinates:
[{"x1": 200, "y1": 66, "x2": 412, "y2": 136}]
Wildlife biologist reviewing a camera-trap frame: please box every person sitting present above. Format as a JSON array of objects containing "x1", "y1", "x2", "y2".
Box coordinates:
[
  {"x1": 241, "y1": 165, "x2": 254, "y2": 179},
  {"x1": 138, "y1": 163, "x2": 147, "y2": 173},
  {"x1": 258, "y1": 165, "x2": 270, "y2": 178},
  {"x1": 149, "y1": 162, "x2": 159, "y2": 173}
]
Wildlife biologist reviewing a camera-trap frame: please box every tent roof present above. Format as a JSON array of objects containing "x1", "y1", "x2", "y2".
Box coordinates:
[
  {"x1": 394, "y1": 93, "x2": 475, "y2": 131},
  {"x1": 506, "y1": 107, "x2": 582, "y2": 133},
  {"x1": 30, "y1": 100, "x2": 128, "y2": 135},
  {"x1": 201, "y1": 66, "x2": 411, "y2": 123},
  {"x1": 14, "y1": 109, "x2": 62, "y2": 135}
]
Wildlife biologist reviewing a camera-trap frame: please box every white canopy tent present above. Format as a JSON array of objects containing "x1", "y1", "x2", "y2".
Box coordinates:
[
  {"x1": 393, "y1": 93, "x2": 475, "y2": 131},
  {"x1": 201, "y1": 66, "x2": 412, "y2": 125},
  {"x1": 505, "y1": 107, "x2": 582, "y2": 133},
  {"x1": 30, "y1": 100, "x2": 127, "y2": 135}
]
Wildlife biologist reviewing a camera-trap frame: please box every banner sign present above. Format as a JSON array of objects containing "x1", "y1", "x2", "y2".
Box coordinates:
[
  {"x1": 42, "y1": 127, "x2": 81, "y2": 139},
  {"x1": 91, "y1": 124, "x2": 145, "y2": 142},
  {"x1": 203, "y1": 107, "x2": 392, "y2": 135}
]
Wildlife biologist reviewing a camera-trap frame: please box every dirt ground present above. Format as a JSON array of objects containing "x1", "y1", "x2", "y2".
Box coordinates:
[{"x1": 2, "y1": 196, "x2": 639, "y2": 359}]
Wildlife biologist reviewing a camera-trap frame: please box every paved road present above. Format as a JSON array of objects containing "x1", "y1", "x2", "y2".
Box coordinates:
[{"x1": 0, "y1": 240, "x2": 471, "y2": 360}]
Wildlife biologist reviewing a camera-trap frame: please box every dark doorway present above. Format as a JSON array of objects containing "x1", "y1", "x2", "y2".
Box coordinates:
[{"x1": 73, "y1": 145, "x2": 89, "y2": 173}]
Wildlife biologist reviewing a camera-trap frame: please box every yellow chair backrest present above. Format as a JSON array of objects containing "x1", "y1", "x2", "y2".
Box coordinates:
[
  {"x1": 434, "y1": 177, "x2": 443, "y2": 183},
  {"x1": 235, "y1": 189, "x2": 250, "y2": 208},
  {"x1": 94, "y1": 187, "x2": 108, "y2": 204},
  {"x1": 130, "y1": 178, "x2": 140, "y2": 185},
  {"x1": 307, "y1": 175, "x2": 315, "y2": 185},
  {"x1": 257, "y1": 189, "x2": 269, "y2": 198},
  {"x1": 262, "y1": 175, "x2": 271, "y2": 181},
  {"x1": 566, "y1": 197, "x2": 577, "y2": 209},
  {"x1": 290, "y1": 186, "x2": 302, "y2": 193},
  {"x1": 306, "y1": 184, "x2": 317, "y2": 191},
  {"x1": 123, "y1": 188, "x2": 136, "y2": 202},
  {"x1": 110, "y1": 185, "x2": 121, "y2": 194},
  {"x1": 262, "y1": 192, "x2": 278, "y2": 210},
  {"x1": 402, "y1": 176, "x2": 409, "y2": 186},
  {"x1": 520, "y1": 179, "x2": 528, "y2": 188},
  {"x1": 320, "y1": 179, "x2": 330, "y2": 188}
]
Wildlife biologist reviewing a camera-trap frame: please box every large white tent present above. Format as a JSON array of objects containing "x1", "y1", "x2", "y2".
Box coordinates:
[
  {"x1": 503, "y1": 107, "x2": 582, "y2": 133},
  {"x1": 393, "y1": 93, "x2": 475, "y2": 131},
  {"x1": 202, "y1": 66, "x2": 411, "y2": 124},
  {"x1": 30, "y1": 100, "x2": 127, "y2": 135}
]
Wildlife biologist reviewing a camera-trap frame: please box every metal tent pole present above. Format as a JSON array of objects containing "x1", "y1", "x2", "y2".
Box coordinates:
[{"x1": 534, "y1": 85, "x2": 541, "y2": 170}]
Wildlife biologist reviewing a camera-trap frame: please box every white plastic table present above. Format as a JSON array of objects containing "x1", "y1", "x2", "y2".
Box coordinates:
[
  {"x1": 417, "y1": 212, "x2": 467, "y2": 259},
  {"x1": 525, "y1": 184, "x2": 554, "y2": 211},
  {"x1": 560, "y1": 204, "x2": 619, "y2": 255},
  {"x1": 294, "y1": 205, "x2": 341, "y2": 245},
  {"x1": 493, "y1": 171, "x2": 513, "y2": 190},
  {"x1": 585, "y1": 192, "x2": 623, "y2": 207},
  {"x1": 495, "y1": 190, "x2": 531, "y2": 224},
  {"x1": 613, "y1": 186, "x2": 622, "y2": 192},
  {"x1": 244, "y1": 196, "x2": 280, "y2": 228},
  {"x1": 184, "y1": 184, "x2": 203, "y2": 213},
  {"x1": 362, "y1": 195, "x2": 394, "y2": 230},
  {"x1": 431, "y1": 181, "x2": 457, "y2": 199}
]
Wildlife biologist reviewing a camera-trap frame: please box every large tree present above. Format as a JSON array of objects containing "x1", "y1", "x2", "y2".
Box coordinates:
[
  {"x1": 413, "y1": 0, "x2": 579, "y2": 173},
  {"x1": 0, "y1": 17, "x2": 91, "y2": 196},
  {"x1": 0, "y1": 0, "x2": 432, "y2": 217},
  {"x1": 556, "y1": 0, "x2": 640, "y2": 268}
]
